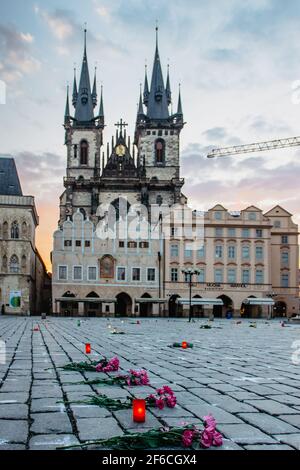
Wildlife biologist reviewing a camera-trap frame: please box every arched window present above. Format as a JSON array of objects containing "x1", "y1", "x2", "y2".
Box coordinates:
[
  {"x1": 2, "y1": 255, "x2": 7, "y2": 272},
  {"x1": 9, "y1": 255, "x2": 19, "y2": 274},
  {"x1": 80, "y1": 140, "x2": 88, "y2": 165},
  {"x1": 21, "y1": 255, "x2": 27, "y2": 273},
  {"x1": 156, "y1": 195, "x2": 163, "y2": 206},
  {"x1": 22, "y1": 221, "x2": 27, "y2": 238},
  {"x1": 79, "y1": 208, "x2": 86, "y2": 220},
  {"x1": 155, "y1": 139, "x2": 165, "y2": 165},
  {"x1": 11, "y1": 221, "x2": 19, "y2": 239},
  {"x1": 3, "y1": 222, "x2": 8, "y2": 240}
]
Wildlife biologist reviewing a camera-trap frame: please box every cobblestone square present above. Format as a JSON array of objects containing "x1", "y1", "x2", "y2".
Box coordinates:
[{"x1": 0, "y1": 316, "x2": 300, "y2": 450}]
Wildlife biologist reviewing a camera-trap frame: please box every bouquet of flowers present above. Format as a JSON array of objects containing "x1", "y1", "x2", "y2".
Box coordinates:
[
  {"x1": 80, "y1": 369, "x2": 150, "y2": 387},
  {"x1": 61, "y1": 356, "x2": 120, "y2": 373},
  {"x1": 73, "y1": 386, "x2": 177, "y2": 412},
  {"x1": 59, "y1": 416, "x2": 223, "y2": 450}
]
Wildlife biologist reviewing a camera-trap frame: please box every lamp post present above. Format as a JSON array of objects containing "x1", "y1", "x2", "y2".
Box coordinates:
[{"x1": 182, "y1": 268, "x2": 201, "y2": 323}]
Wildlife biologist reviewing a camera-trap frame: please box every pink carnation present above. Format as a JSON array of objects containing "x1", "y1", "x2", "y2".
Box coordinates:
[
  {"x1": 163, "y1": 385, "x2": 174, "y2": 395},
  {"x1": 166, "y1": 395, "x2": 177, "y2": 408},
  {"x1": 182, "y1": 430, "x2": 195, "y2": 448},
  {"x1": 156, "y1": 398, "x2": 165, "y2": 410},
  {"x1": 200, "y1": 429, "x2": 213, "y2": 448},
  {"x1": 213, "y1": 431, "x2": 223, "y2": 447}
]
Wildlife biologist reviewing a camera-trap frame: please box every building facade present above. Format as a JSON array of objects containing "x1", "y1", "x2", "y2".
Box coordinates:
[
  {"x1": 51, "y1": 31, "x2": 299, "y2": 319},
  {"x1": 0, "y1": 156, "x2": 51, "y2": 315}
]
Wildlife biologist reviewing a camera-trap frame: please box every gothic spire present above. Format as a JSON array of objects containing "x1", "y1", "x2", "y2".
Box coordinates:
[
  {"x1": 64, "y1": 85, "x2": 70, "y2": 124},
  {"x1": 137, "y1": 84, "x2": 144, "y2": 119},
  {"x1": 166, "y1": 64, "x2": 172, "y2": 105},
  {"x1": 177, "y1": 84, "x2": 183, "y2": 116},
  {"x1": 147, "y1": 26, "x2": 169, "y2": 121},
  {"x1": 74, "y1": 28, "x2": 94, "y2": 125},
  {"x1": 72, "y1": 68, "x2": 78, "y2": 107},
  {"x1": 98, "y1": 85, "x2": 104, "y2": 126},
  {"x1": 143, "y1": 64, "x2": 149, "y2": 106},
  {"x1": 92, "y1": 67, "x2": 97, "y2": 108}
]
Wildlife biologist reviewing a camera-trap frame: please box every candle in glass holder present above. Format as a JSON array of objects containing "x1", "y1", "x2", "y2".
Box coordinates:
[
  {"x1": 133, "y1": 399, "x2": 146, "y2": 423},
  {"x1": 182, "y1": 341, "x2": 188, "y2": 349},
  {"x1": 85, "y1": 343, "x2": 91, "y2": 354}
]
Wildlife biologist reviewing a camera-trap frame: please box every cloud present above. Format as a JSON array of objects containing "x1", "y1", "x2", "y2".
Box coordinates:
[
  {"x1": 36, "y1": 8, "x2": 76, "y2": 41},
  {"x1": 0, "y1": 24, "x2": 40, "y2": 83}
]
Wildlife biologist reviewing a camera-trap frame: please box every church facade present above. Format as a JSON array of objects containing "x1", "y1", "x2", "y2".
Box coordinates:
[{"x1": 51, "y1": 31, "x2": 299, "y2": 319}]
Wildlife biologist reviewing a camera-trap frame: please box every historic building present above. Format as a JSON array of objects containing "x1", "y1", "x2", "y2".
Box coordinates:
[
  {"x1": 0, "y1": 156, "x2": 51, "y2": 315},
  {"x1": 51, "y1": 31, "x2": 299, "y2": 319}
]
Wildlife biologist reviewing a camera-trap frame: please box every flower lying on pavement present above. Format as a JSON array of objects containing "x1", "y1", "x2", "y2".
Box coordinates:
[
  {"x1": 182, "y1": 414, "x2": 223, "y2": 449},
  {"x1": 95, "y1": 356, "x2": 119, "y2": 373},
  {"x1": 147, "y1": 385, "x2": 177, "y2": 409}
]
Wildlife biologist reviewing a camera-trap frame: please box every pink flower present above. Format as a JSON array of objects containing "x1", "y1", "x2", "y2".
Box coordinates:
[
  {"x1": 203, "y1": 414, "x2": 216, "y2": 429},
  {"x1": 95, "y1": 363, "x2": 103, "y2": 372},
  {"x1": 156, "y1": 398, "x2": 165, "y2": 410},
  {"x1": 157, "y1": 388, "x2": 164, "y2": 395},
  {"x1": 200, "y1": 429, "x2": 213, "y2": 448},
  {"x1": 182, "y1": 430, "x2": 195, "y2": 448},
  {"x1": 166, "y1": 396, "x2": 177, "y2": 408},
  {"x1": 162, "y1": 385, "x2": 174, "y2": 395},
  {"x1": 212, "y1": 431, "x2": 223, "y2": 447}
]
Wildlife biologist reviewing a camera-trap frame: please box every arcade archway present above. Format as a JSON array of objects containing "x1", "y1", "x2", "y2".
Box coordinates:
[{"x1": 116, "y1": 293, "x2": 132, "y2": 317}]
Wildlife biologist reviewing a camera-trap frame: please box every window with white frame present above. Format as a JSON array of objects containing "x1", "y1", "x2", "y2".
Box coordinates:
[
  {"x1": 255, "y1": 246, "x2": 264, "y2": 260},
  {"x1": 73, "y1": 266, "x2": 83, "y2": 280},
  {"x1": 255, "y1": 269, "x2": 264, "y2": 285},
  {"x1": 88, "y1": 266, "x2": 97, "y2": 281},
  {"x1": 228, "y1": 227, "x2": 236, "y2": 237},
  {"x1": 117, "y1": 267, "x2": 126, "y2": 281},
  {"x1": 215, "y1": 211, "x2": 222, "y2": 220},
  {"x1": 58, "y1": 266, "x2": 68, "y2": 280},
  {"x1": 281, "y1": 235, "x2": 288, "y2": 244},
  {"x1": 197, "y1": 268, "x2": 205, "y2": 283},
  {"x1": 171, "y1": 244, "x2": 179, "y2": 257},
  {"x1": 227, "y1": 268, "x2": 236, "y2": 283},
  {"x1": 184, "y1": 244, "x2": 193, "y2": 258},
  {"x1": 256, "y1": 229, "x2": 263, "y2": 238},
  {"x1": 249, "y1": 212, "x2": 256, "y2": 221},
  {"x1": 281, "y1": 251, "x2": 289, "y2": 265},
  {"x1": 132, "y1": 268, "x2": 141, "y2": 282},
  {"x1": 197, "y1": 245, "x2": 205, "y2": 258},
  {"x1": 274, "y1": 220, "x2": 281, "y2": 228},
  {"x1": 228, "y1": 245, "x2": 236, "y2": 259},
  {"x1": 242, "y1": 228, "x2": 250, "y2": 238},
  {"x1": 214, "y1": 268, "x2": 223, "y2": 283},
  {"x1": 215, "y1": 227, "x2": 223, "y2": 237},
  {"x1": 242, "y1": 269, "x2": 250, "y2": 284},
  {"x1": 242, "y1": 245, "x2": 250, "y2": 259},
  {"x1": 215, "y1": 245, "x2": 223, "y2": 259},
  {"x1": 147, "y1": 268, "x2": 156, "y2": 282},
  {"x1": 171, "y1": 268, "x2": 178, "y2": 282},
  {"x1": 281, "y1": 273, "x2": 289, "y2": 288}
]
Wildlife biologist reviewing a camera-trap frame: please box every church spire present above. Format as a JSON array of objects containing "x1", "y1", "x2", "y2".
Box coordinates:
[
  {"x1": 92, "y1": 67, "x2": 97, "y2": 108},
  {"x1": 166, "y1": 64, "x2": 172, "y2": 106},
  {"x1": 137, "y1": 84, "x2": 144, "y2": 119},
  {"x1": 177, "y1": 84, "x2": 183, "y2": 117},
  {"x1": 64, "y1": 85, "x2": 70, "y2": 124},
  {"x1": 98, "y1": 85, "x2": 104, "y2": 127},
  {"x1": 74, "y1": 28, "x2": 94, "y2": 126},
  {"x1": 72, "y1": 67, "x2": 78, "y2": 107},
  {"x1": 147, "y1": 26, "x2": 169, "y2": 121},
  {"x1": 143, "y1": 64, "x2": 149, "y2": 106}
]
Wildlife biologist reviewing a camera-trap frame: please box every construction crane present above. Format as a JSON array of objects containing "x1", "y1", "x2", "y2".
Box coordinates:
[{"x1": 207, "y1": 135, "x2": 300, "y2": 159}]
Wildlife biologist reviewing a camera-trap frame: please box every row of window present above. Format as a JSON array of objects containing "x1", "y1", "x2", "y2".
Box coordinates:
[
  {"x1": 63, "y1": 240, "x2": 150, "y2": 249},
  {"x1": 58, "y1": 265, "x2": 156, "y2": 282},
  {"x1": 1, "y1": 254, "x2": 26, "y2": 273},
  {"x1": 214, "y1": 211, "x2": 285, "y2": 228},
  {"x1": 172, "y1": 226, "x2": 289, "y2": 243},
  {"x1": 170, "y1": 267, "x2": 270, "y2": 285},
  {"x1": 0, "y1": 221, "x2": 29, "y2": 240}
]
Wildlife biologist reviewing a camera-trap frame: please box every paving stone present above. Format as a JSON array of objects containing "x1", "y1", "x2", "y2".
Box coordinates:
[
  {"x1": 0, "y1": 392, "x2": 29, "y2": 404},
  {"x1": 238, "y1": 413, "x2": 299, "y2": 434},
  {"x1": 183, "y1": 404, "x2": 244, "y2": 423},
  {"x1": 0, "y1": 420, "x2": 28, "y2": 443},
  {"x1": 274, "y1": 434, "x2": 300, "y2": 450},
  {"x1": 0, "y1": 444, "x2": 27, "y2": 450},
  {"x1": 245, "y1": 399, "x2": 299, "y2": 415},
  {"x1": 29, "y1": 434, "x2": 80, "y2": 450},
  {"x1": 31, "y1": 398, "x2": 66, "y2": 413},
  {"x1": 217, "y1": 424, "x2": 276, "y2": 444},
  {"x1": 76, "y1": 417, "x2": 123, "y2": 441},
  {"x1": 31, "y1": 412, "x2": 73, "y2": 434},
  {"x1": 113, "y1": 409, "x2": 162, "y2": 429},
  {"x1": 278, "y1": 415, "x2": 300, "y2": 428},
  {"x1": 244, "y1": 444, "x2": 293, "y2": 450},
  {"x1": 0, "y1": 404, "x2": 28, "y2": 419},
  {"x1": 70, "y1": 404, "x2": 111, "y2": 418}
]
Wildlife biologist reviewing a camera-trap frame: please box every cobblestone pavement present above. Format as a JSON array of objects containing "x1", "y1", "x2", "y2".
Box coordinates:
[{"x1": 0, "y1": 316, "x2": 300, "y2": 450}]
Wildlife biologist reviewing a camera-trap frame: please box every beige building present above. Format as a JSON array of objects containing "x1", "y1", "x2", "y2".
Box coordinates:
[
  {"x1": 0, "y1": 156, "x2": 51, "y2": 315},
  {"x1": 52, "y1": 32, "x2": 299, "y2": 319}
]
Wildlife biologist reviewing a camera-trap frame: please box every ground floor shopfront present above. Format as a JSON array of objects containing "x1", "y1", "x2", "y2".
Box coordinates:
[{"x1": 52, "y1": 283, "x2": 299, "y2": 318}]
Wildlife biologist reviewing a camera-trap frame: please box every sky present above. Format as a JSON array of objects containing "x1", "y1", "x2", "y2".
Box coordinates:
[{"x1": 0, "y1": 0, "x2": 300, "y2": 272}]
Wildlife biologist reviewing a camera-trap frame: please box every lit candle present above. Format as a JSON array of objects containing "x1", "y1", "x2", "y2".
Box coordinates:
[
  {"x1": 85, "y1": 343, "x2": 91, "y2": 354},
  {"x1": 133, "y1": 399, "x2": 146, "y2": 423},
  {"x1": 182, "y1": 341, "x2": 188, "y2": 349}
]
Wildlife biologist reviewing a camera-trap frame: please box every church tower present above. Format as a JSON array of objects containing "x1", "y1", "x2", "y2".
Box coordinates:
[
  {"x1": 135, "y1": 28, "x2": 185, "y2": 206},
  {"x1": 61, "y1": 30, "x2": 105, "y2": 224}
]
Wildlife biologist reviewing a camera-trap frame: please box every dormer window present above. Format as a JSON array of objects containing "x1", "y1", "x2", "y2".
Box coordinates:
[
  {"x1": 155, "y1": 139, "x2": 165, "y2": 165},
  {"x1": 80, "y1": 140, "x2": 88, "y2": 165}
]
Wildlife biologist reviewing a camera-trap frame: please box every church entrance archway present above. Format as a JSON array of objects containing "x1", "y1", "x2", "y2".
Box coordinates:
[
  {"x1": 84, "y1": 292, "x2": 102, "y2": 317},
  {"x1": 140, "y1": 293, "x2": 153, "y2": 317},
  {"x1": 116, "y1": 293, "x2": 132, "y2": 317}
]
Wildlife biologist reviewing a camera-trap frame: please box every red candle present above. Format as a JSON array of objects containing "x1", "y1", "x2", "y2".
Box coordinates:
[
  {"x1": 133, "y1": 399, "x2": 146, "y2": 423},
  {"x1": 85, "y1": 343, "x2": 91, "y2": 354},
  {"x1": 182, "y1": 341, "x2": 188, "y2": 349}
]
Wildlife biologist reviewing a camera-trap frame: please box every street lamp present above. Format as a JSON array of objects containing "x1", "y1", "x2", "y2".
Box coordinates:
[{"x1": 182, "y1": 268, "x2": 201, "y2": 323}]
